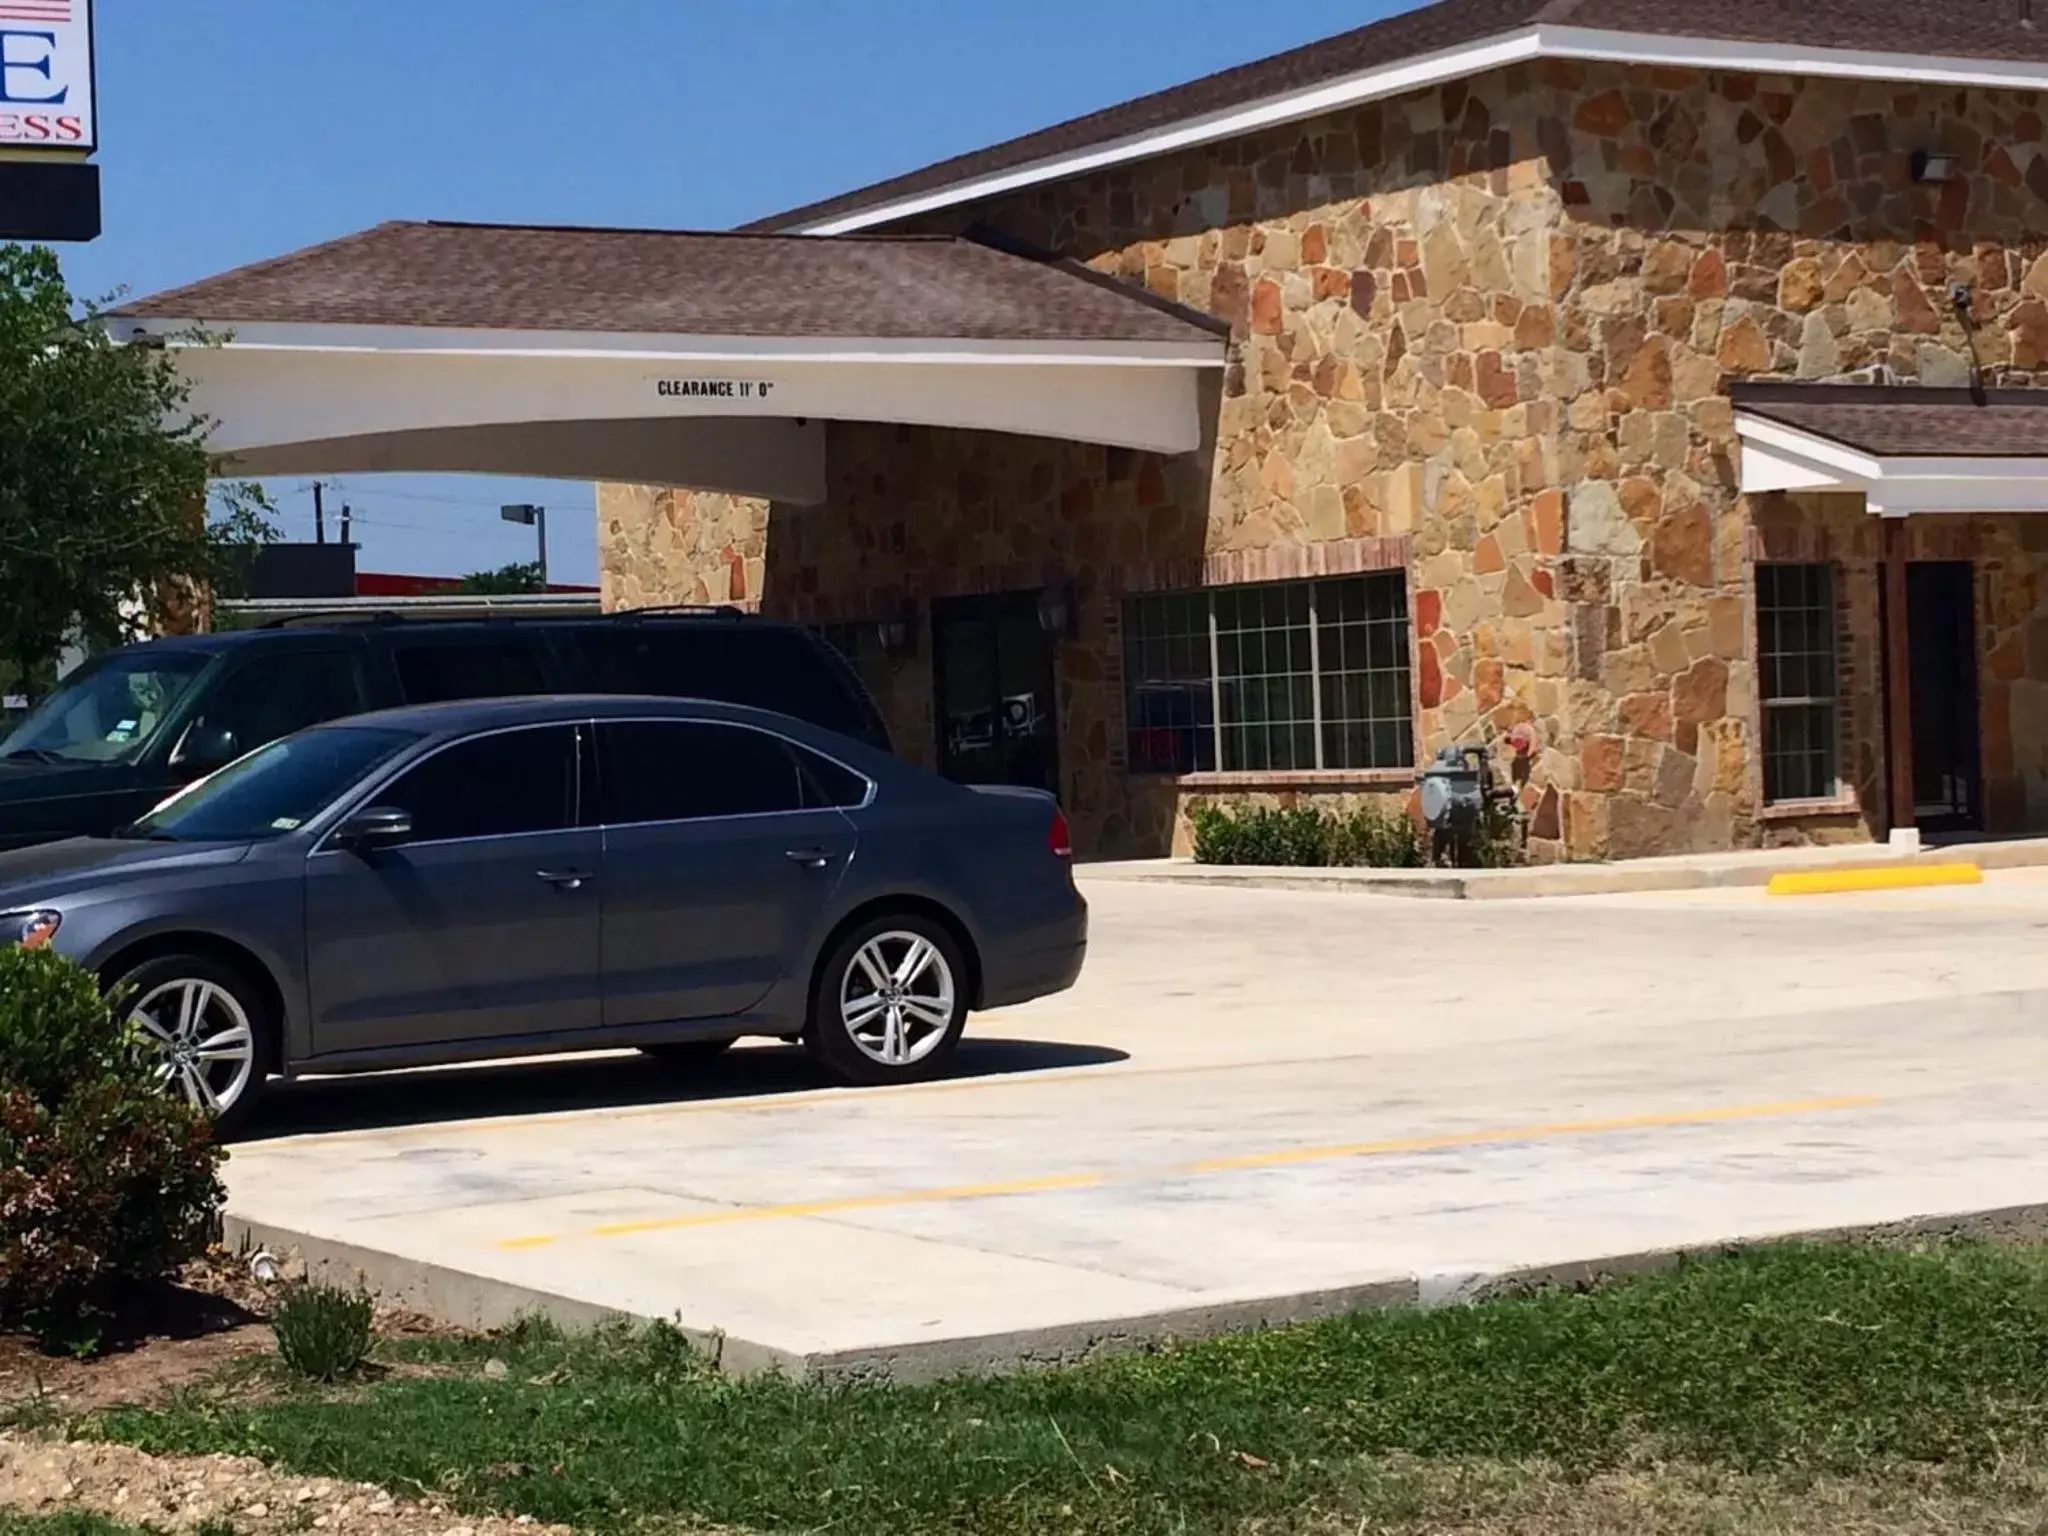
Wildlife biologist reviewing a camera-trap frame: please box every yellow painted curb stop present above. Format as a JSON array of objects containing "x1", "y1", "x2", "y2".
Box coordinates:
[{"x1": 1767, "y1": 862, "x2": 1983, "y2": 896}]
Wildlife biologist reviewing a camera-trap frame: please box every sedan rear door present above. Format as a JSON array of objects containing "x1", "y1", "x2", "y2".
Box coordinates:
[{"x1": 595, "y1": 719, "x2": 860, "y2": 1025}]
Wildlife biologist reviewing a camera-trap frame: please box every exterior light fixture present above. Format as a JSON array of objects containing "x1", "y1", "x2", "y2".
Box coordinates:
[
  {"x1": 1036, "y1": 581, "x2": 1081, "y2": 639},
  {"x1": 1912, "y1": 150, "x2": 1959, "y2": 183},
  {"x1": 876, "y1": 600, "x2": 919, "y2": 660}
]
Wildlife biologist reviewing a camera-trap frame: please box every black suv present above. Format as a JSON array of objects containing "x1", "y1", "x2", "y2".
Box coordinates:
[{"x1": 0, "y1": 610, "x2": 887, "y2": 851}]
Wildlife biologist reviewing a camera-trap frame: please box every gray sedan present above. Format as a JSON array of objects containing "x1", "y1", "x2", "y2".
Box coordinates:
[{"x1": 0, "y1": 696, "x2": 1088, "y2": 1133}]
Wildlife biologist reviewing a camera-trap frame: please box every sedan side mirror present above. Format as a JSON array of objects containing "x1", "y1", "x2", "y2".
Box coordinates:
[{"x1": 336, "y1": 805, "x2": 413, "y2": 852}]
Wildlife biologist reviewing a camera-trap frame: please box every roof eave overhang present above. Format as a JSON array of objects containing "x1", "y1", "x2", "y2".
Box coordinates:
[
  {"x1": 778, "y1": 25, "x2": 2048, "y2": 236},
  {"x1": 1736, "y1": 410, "x2": 2048, "y2": 516},
  {"x1": 117, "y1": 316, "x2": 1226, "y2": 368}
]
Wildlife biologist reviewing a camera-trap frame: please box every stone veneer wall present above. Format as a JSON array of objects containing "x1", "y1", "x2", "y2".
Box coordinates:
[{"x1": 603, "y1": 56, "x2": 2048, "y2": 859}]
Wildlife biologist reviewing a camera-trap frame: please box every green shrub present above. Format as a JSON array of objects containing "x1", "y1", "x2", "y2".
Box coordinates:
[
  {"x1": 1190, "y1": 801, "x2": 1422, "y2": 868},
  {"x1": 0, "y1": 946, "x2": 225, "y2": 1353},
  {"x1": 273, "y1": 1283, "x2": 375, "y2": 1382}
]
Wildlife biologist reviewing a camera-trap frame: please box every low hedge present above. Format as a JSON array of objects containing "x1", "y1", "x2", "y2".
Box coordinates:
[
  {"x1": 1190, "y1": 802, "x2": 1425, "y2": 868},
  {"x1": 0, "y1": 946, "x2": 224, "y2": 1352}
]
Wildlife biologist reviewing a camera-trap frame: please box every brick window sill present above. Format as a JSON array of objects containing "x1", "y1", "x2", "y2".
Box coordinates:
[
  {"x1": 1757, "y1": 794, "x2": 1863, "y2": 821},
  {"x1": 1154, "y1": 769, "x2": 1417, "y2": 790}
]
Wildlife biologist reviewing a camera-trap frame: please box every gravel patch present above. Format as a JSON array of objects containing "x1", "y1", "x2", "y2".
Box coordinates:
[{"x1": 0, "y1": 1433, "x2": 569, "y2": 1536}]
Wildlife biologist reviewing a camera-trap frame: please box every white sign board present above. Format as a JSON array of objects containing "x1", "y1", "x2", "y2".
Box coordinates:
[{"x1": 0, "y1": 0, "x2": 93, "y2": 151}]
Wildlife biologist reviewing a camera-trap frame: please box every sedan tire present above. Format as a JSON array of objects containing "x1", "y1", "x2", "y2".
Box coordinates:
[
  {"x1": 115, "y1": 953, "x2": 276, "y2": 1138},
  {"x1": 806, "y1": 914, "x2": 968, "y2": 1085}
]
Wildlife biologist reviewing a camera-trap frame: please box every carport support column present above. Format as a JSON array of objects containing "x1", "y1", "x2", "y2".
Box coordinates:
[{"x1": 1882, "y1": 514, "x2": 1917, "y2": 846}]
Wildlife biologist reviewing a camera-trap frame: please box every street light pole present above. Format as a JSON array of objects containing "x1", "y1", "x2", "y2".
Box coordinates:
[{"x1": 499, "y1": 504, "x2": 548, "y2": 587}]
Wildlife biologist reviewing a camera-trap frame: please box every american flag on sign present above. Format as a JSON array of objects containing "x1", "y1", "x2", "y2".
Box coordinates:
[{"x1": 0, "y1": 1, "x2": 71, "y2": 18}]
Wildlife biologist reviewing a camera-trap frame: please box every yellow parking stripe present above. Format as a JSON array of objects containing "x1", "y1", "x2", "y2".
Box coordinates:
[
  {"x1": 1767, "y1": 864, "x2": 1982, "y2": 896},
  {"x1": 497, "y1": 1092, "x2": 1880, "y2": 1250}
]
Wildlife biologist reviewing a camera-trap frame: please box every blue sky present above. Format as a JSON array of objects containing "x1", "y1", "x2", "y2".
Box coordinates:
[{"x1": 63, "y1": 1, "x2": 1398, "y2": 583}]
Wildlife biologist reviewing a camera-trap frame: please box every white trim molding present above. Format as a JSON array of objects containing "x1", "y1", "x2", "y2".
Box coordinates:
[
  {"x1": 783, "y1": 25, "x2": 2048, "y2": 235},
  {"x1": 1736, "y1": 411, "x2": 2048, "y2": 517}
]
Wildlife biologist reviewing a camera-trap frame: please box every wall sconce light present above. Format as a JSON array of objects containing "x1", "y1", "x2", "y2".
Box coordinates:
[
  {"x1": 875, "y1": 600, "x2": 919, "y2": 660},
  {"x1": 1912, "y1": 150, "x2": 1959, "y2": 183},
  {"x1": 1037, "y1": 581, "x2": 1081, "y2": 640}
]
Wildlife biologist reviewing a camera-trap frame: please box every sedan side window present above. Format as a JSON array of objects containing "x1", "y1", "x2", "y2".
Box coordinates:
[
  {"x1": 374, "y1": 726, "x2": 579, "y2": 843},
  {"x1": 598, "y1": 721, "x2": 808, "y2": 826}
]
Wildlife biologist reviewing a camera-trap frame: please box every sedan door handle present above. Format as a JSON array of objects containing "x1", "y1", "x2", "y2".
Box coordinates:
[
  {"x1": 785, "y1": 848, "x2": 833, "y2": 870},
  {"x1": 537, "y1": 868, "x2": 593, "y2": 891}
]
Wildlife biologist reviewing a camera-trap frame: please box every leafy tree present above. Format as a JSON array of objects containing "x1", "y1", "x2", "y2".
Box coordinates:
[
  {"x1": 456, "y1": 561, "x2": 546, "y2": 594},
  {"x1": 0, "y1": 244, "x2": 272, "y2": 697}
]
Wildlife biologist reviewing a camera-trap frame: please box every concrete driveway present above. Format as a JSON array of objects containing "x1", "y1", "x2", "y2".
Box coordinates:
[{"x1": 224, "y1": 868, "x2": 2048, "y2": 1377}]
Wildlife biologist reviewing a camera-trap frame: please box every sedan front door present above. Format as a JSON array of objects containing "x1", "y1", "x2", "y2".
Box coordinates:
[
  {"x1": 305, "y1": 723, "x2": 602, "y2": 1056},
  {"x1": 596, "y1": 719, "x2": 858, "y2": 1025}
]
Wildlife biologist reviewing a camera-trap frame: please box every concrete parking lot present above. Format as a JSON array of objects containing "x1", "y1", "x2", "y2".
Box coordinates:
[{"x1": 225, "y1": 868, "x2": 2048, "y2": 1377}]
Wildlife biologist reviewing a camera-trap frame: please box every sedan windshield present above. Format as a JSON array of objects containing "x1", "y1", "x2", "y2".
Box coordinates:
[
  {"x1": 0, "y1": 651, "x2": 212, "y2": 765},
  {"x1": 124, "y1": 726, "x2": 422, "y2": 843}
]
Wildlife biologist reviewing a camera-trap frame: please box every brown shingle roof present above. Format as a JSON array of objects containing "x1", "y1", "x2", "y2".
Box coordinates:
[
  {"x1": 109, "y1": 221, "x2": 1226, "y2": 346},
  {"x1": 1732, "y1": 383, "x2": 2048, "y2": 457},
  {"x1": 746, "y1": 0, "x2": 2048, "y2": 233}
]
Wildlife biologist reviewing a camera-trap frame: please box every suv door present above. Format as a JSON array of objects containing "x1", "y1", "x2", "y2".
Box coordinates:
[
  {"x1": 595, "y1": 719, "x2": 860, "y2": 1025},
  {"x1": 304, "y1": 723, "x2": 601, "y2": 1055},
  {"x1": 165, "y1": 642, "x2": 374, "y2": 785}
]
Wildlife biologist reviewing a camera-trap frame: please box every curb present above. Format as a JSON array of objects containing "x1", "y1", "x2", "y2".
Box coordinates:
[
  {"x1": 1082, "y1": 837, "x2": 2048, "y2": 900},
  {"x1": 226, "y1": 1200, "x2": 2048, "y2": 1385}
]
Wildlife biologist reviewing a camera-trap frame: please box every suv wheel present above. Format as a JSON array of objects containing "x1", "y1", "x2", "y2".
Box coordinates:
[
  {"x1": 116, "y1": 954, "x2": 275, "y2": 1137},
  {"x1": 807, "y1": 915, "x2": 967, "y2": 1085}
]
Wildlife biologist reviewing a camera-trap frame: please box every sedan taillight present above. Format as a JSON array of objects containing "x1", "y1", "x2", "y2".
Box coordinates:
[{"x1": 1049, "y1": 806, "x2": 1073, "y2": 859}]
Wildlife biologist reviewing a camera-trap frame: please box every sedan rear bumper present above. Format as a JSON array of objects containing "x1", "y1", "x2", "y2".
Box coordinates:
[{"x1": 979, "y1": 894, "x2": 1088, "y2": 1010}]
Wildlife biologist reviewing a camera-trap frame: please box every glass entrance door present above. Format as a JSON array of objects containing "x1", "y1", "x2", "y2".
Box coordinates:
[
  {"x1": 931, "y1": 591, "x2": 1059, "y2": 794},
  {"x1": 1905, "y1": 560, "x2": 1983, "y2": 832}
]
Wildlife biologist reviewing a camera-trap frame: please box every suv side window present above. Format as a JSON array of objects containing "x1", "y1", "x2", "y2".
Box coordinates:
[
  {"x1": 598, "y1": 721, "x2": 809, "y2": 825},
  {"x1": 175, "y1": 646, "x2": 370, "y2": 766},
  {"x1": 390, "y1": 639, "x2": 548, "y2": 704},
  {"x1": 573, "y1": 627, "x2": 878, "y2": 744},
  {"x1": 374, "y1": 725, "x2": 579, "y2": 843}
]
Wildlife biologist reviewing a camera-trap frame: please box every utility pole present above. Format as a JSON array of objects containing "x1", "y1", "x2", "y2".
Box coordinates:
[
  {"x1": 339, "y1": 504, "x2": 352, "y2": 548},
  {"x1": 312, "y1": 481, "x2": 326, "y2": 545},
  {"x1": 500, "y1": 504, "x2": 549, "y2": 586}
]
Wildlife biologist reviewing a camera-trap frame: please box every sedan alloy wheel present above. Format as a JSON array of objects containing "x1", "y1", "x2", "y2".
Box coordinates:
[
  {"x1": 130, "y1": 977, "x2": 258, "y2": 1117},
  {"x1": 837, "y1": 928, "x2": 959, "y2": 1069}
]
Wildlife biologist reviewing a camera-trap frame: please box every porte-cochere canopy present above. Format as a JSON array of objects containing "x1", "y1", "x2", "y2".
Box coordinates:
[{"x1": 110, "y1": 221, "x2": 1228, "y2": 505}]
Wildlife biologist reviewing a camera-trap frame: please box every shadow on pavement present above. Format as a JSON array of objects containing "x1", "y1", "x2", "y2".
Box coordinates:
[{"x1": 235, "y1": 1036, "x2": 1130, "y2": 1141}]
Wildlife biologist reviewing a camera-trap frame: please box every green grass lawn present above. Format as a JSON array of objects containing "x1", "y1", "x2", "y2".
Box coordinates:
[{"x1": 79, "y1": 1243, "x2": 2048, "y2": 1535}]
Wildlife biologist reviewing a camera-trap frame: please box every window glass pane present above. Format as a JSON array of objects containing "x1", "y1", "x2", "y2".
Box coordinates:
[
  {"x1": 600, "y1": 721, "x2": 807, "y2": 824},
  {"x1": 184, "y1": 648, "x2": 370, "y2": 762},
  {"x1": 3, "y1": 650, "x2": 210, "y2": 765},
  {"x1": 1756, "y1": 562, "x2": 1838, "y2": 802},
  {"x1": 1313, "y1": 573, "x2": 1412, "y2": 770},
  {"x1": 1122, "y1": 574, "x2": 1417, "y2": 776},
  {"x1": 133, "y1": 727, "x2": 420, "y2": 843},
  {"x1": 795, "y1": 744, "x2": 871, "y2": 809},
  {"x1": 1216, "y1": 582, "x2": 1320, "y2": 771},
  {"x1": 392, "y1": 641, "x2": 547, "y2": 704},
  {"x1": 378, "y1": 726, "x2": 577, "y2": 842},
  {"x1": 1120, "y1": 591, "x2": 1215, "y2": 774}
]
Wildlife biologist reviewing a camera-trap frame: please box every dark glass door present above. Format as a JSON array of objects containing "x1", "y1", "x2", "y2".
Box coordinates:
[
  {"x1": 932, "y1": 591, "x2": 1059, "y2": 793},
  {"x1": 1906, "y1": 560, "x2": 1983, "y2": 832}
]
